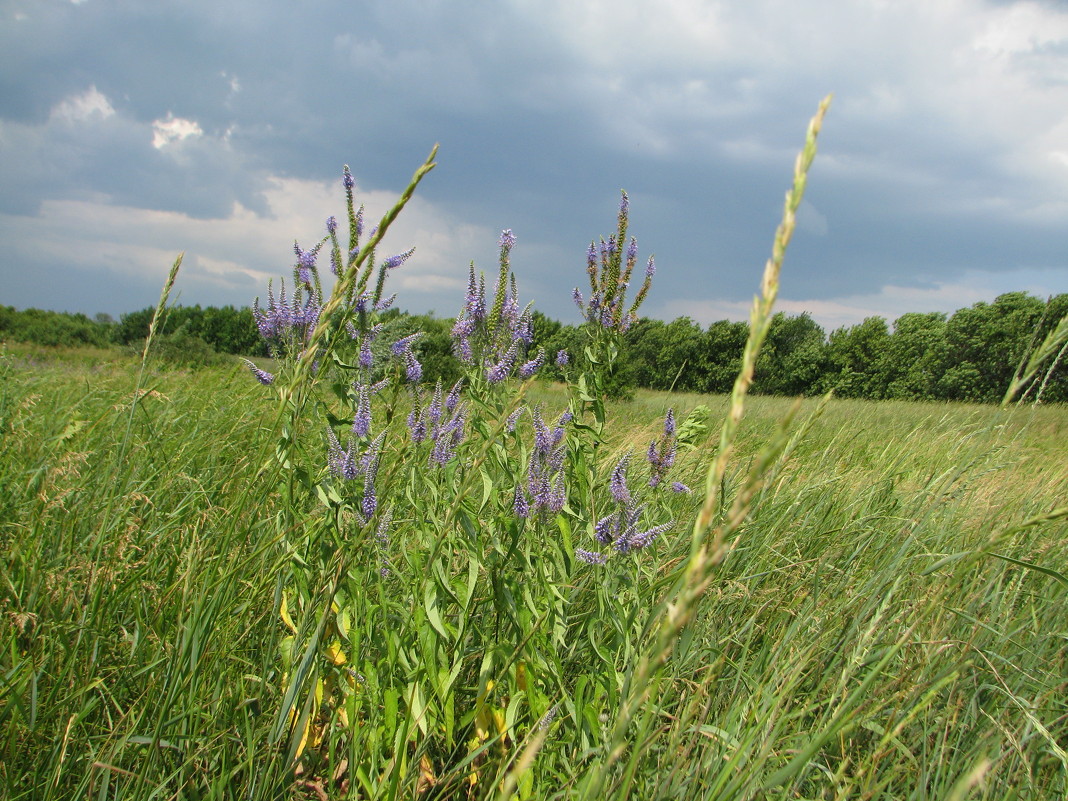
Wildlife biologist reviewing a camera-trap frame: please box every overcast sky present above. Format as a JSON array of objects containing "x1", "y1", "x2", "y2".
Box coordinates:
[{"x1": 2, "y1": 0, "x2": 1067, "y2": 332}]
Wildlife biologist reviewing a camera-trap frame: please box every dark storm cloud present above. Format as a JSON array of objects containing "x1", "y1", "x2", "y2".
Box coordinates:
[{"x1": 1, "y1": 0, "x2": 1067, "y2": 326}]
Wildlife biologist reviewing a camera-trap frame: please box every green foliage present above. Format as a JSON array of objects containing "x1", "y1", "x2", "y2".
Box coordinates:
[
  {"x1": 114, "y1": 303, "x2": 266, "y2": 356},
  {"x1": 0, "y1": 305, "x2": 112, "y2": 348}
]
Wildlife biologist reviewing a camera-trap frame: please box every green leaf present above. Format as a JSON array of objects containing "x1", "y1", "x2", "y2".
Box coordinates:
[{"x1": 424, "y1": 584, "x2": 450, "y2": 641}]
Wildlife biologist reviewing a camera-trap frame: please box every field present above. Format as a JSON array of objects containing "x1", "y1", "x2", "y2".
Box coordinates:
[{"x1": 1, "y1": 341, "x2": 1066, "y2": 800}]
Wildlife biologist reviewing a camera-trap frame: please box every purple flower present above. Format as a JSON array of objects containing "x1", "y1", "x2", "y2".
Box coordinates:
[
  {"x1": 518, "y1": 348, "x2": 545, "y2": 378},
  {"x1": 407, "y1": 401, "x2": 427, "y2": 444},
  {"x1": 383, "y1": 247, "x2": 415, "y2": 270},
  {"x1": 505, "y1": 406, "x2": 526, "y2": 433},
  {"x1": 594, "y1": 514, "x2": 615, "y2": 545},
  {"x1": 342, "y1": 166, "x2": 355, "y2": 191},
  {"x1": 645, "y1": 256, "x2": 656, "y2": 277},
  {"x1": 361, "y1": 432, "x2": 385, "y2": 477},
  {"x1": 391, "y1": 332, "x2": 424, "y2": 356},
  {"x1": 627, "y1": 521, "x2": 674, "y2": 551},
  {"x1": 375, "y1": 294, "x2": 396, "y2": 312},
  {"x1": 663, "y1": 409, "x2": 676, "y2": 437},
  {"x1": 556, "y1": 349, "x2": 569, "y2": 367},
  {"x1": 242, "y1": 359, "x2": 274, "y2": 386},
  {"x1": 626, "y1": 237, "x2": 638, "y2": 263},
  {"x1": 352, "y1": 382, "x2": 372, "y2": 438},
  {"x1": 326, "y1": 216, "x2": 338, "y2": 235},
  {"x1": 531, "y1": 406, "x2": 551, "y2": 454},
  {"x1": 427, "y1": 381, "x2": 444, "y2": 430},
  {"x1": 326, "y1": 427, "x2": 359, "y2": 481},
  {"x1": 486, "y1": 339, "x2": 519, "y2": 384},
  {"x1": 445, "y1": 379, "x2": 463, "y2": 413},
  {"x1": 548, "y1": 473, "x2": 566, "y2": 512},
  {"x1": 294, "y1": 242, "x2": 320, "y2": 287},
  {"x1": 576, "y1": 548, "x2": 609, "y2": 565},
  {"x1": 572, "y1": 288, "x2": 584, "y2": 310},
  {"x1": 513, "y1": 486, "x2": 530, "y2": 519},
  {"x1": 499, "y1": 229, "x2": 517, "y2": 251},
  {"x1": 361, "y1": 478, "x2": 377, "y2": 521},
  {"x1": 609, "y1": 453, "x2": 632, "y2": 504},
  {"x1": 404, "y1": 350, "x2": 423, "y2": 383},
  {"x1": 671, "y1": 482, "x2": 692, "y2": 494}
]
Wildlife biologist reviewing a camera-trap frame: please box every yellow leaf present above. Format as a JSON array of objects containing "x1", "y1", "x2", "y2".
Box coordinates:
[
  {"x1": 326, "y1": 640, "x2": 347, "y2": 665},
  {"x1": 417, "y1": 754, "x2": 437, "y2": 794},
  {"x1": 280, "y1": 593, "x2": 297, "y2": 633}
]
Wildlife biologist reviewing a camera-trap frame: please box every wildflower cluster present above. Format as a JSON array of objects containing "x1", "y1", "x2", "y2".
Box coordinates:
[
  {"x1": 513, "y1": 406, "x2": 570, "y2": 518},
  {"x1": 572, "y1": 191, "x2": 655, "y2": 334},
  {"x1": 451, "y1": 230, "x2": 544, "y2": 384},
  {"x1": 647, "y1": 409, "x2": 689, "y2": 492},
  {"x1": 577, "y1": 450, "x2": 675, "y2": 564},
  {"x1": 326, "y1": 428, "x2": 385, "y2": 523},
  {"x1": 407, "y1": 379, "x2": 467, "y2": 467}
]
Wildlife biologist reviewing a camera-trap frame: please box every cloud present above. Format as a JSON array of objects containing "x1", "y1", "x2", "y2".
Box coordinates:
[
  {"x1": 1, "y1": 0, "x2": 1067, "y2": 322},
  {"x1": 152, "y1": 114, "x2": 204, "y2": 149},
  {"x1": 50, "y1": 85, "x2": 114, "y2": 122},
  {"x1": 0, "y1": 168, "x2": 491, "y2": 316}
]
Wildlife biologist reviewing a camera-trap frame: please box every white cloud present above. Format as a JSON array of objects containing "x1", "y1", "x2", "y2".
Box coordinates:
[
  {"x1": 0, "y1": 170, "x2": 489, "y2": 310},
  {"x1": 152, "y1": 114, "x2": 204, "y2": 149},
  {"x1": 50, "y1": 86, "x2": 114, "y2": 123}
]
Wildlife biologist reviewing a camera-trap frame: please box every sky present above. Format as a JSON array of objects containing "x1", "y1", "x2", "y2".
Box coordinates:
[{"x1": 2, "y1": 0, "x2": 1068, "y2": 333}]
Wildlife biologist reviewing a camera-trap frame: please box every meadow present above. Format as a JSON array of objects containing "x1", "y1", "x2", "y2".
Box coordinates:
[{"x1": 3, "y1": 99, "x2": 1068, "y2": 800}]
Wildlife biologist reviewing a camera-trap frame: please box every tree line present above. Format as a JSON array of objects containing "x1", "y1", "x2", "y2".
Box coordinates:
[{"x1": 3, "y1": 291, "x2": 1065, "y2": 403}]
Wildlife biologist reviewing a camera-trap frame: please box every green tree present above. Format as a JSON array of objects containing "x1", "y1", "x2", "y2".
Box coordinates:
[
  {"x1": 819, "y1": 317, "x2": 891, "y2": 398},
  {"x1": 754, "y1": 312, "x2": 827, "y2": 396}
]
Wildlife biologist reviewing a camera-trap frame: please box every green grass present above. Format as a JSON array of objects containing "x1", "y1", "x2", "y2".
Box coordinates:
[{"x1": 1, "y1": 346, "x2": 1065, "y2": 800}]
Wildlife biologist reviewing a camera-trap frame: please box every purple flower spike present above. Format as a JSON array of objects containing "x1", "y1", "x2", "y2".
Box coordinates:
[
  {"x1": 626, "y1": 237, "x2": 638, "y2": 263},
  {"x1": 629, "y1": 521, "x2": 674, "y2": 551},
  {"x1": 342, "y1": 166, "x2": 355, "y2": 191},
  {"x1": 576, "y1": 548, "x2": 609, "y2": 565},
  {"x1": 352, "y1": 382, "x2": 372, "y2": 438},
  {"x1": 499, "y1": 229, "x2": 517, "y2": 251},
  {"x1": 361, "y1": 477, "x2": 377, "y2": 521},
  {"x1": 645, "y1": 256, "x2": 656, "y2": 277},
  {"x1": 407, "y1": 403, "x2": 427, "y2": 444},
  {"x1": 445, "y1": 379, "x2": 463, "y2": 413},
  {"x1": 326, "y1": 216, "x2": 338, "y2": 235},
  {"x1": 242, "y1": 359, "x2": 275, "y2": 386},
  {"x1": 671, "y1": 482, "x2": 692, "y2": 494},
  {"x1": 664, "y1": 409, "x2": 676, "y2": 437},
  {"x1": 594, "y1": 514, "x2": 615, "y2": 545},
  {"x1": 572, "y1": 288, "x2": 584, "y2": 310},
  {"x1": 383, "y1": 247, "x2": 416, "y2": 270},
  {"x1": 505, "y1": 406, "x2": 526, "y2": 433},
  {"x1": 391, "y1": 332, "x2": 424, "y2": 356},
  {"x1": 404, "y1": 350, "x2": 423, "y2": 383},
  {"x1": 519, "y1": 349, "x2": 545, "y2": 378},
  {"x1": 513, "y1": 486, "x2": 530, "y2": 519},
  {"x1": 486, "y1": 339, "x2": 519, "y2": 384},
  {"x1": 609, "y1": 453, "x2": 633, "y2": 505},
  {"x1": 556, "y1": 349, "x2": 569, "y2": 367}
]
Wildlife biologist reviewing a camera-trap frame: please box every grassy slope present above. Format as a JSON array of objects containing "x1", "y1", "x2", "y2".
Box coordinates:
[{"x1": 1, "y1": 345, "x2": 1065, "y2": 799}]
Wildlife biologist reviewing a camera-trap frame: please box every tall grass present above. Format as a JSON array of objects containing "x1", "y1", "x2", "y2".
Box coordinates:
[{"x1": 2, "y1": 98, "x2": 1067, "y2": 800}]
